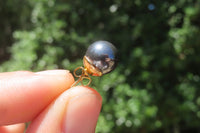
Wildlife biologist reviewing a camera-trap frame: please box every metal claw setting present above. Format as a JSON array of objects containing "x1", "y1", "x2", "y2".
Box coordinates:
[{"x1": 71, "y1": 67, "x2": 92, "y2": 87}]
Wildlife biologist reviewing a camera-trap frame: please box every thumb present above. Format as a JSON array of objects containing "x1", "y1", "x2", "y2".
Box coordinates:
[{"x1": 26, "y1": 86, "x2": 102, "y2": 133}]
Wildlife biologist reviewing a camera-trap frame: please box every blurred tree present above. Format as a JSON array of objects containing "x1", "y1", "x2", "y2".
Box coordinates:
[
  {"x1": 0, "y1": 0, "x2": 31, "y2": 62},
  {"x1": 0, "y1": 0, "x2": 200, "y2": 133}
]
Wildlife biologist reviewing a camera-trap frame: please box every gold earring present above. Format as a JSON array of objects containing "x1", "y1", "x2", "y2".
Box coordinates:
[{"x1": 71, "y1": 40, "x2": 117, "y2": 87}]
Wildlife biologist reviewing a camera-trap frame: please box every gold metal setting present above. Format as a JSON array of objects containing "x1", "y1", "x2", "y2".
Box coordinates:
[{"x1": 71, "y1": 67, "x2": 92, "y2": 87}]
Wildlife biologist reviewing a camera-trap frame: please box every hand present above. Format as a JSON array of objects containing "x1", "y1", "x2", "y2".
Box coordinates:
[{"x1": 0, "y1": 70, "x2": 102, "y2": 133}]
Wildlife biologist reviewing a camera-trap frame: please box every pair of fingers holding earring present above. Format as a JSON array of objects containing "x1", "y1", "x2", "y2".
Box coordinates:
[
  {"x1": 0, "y1": 40, "x2": 117, "y2": 133},
  {"x1": 0, "y1": 70, "x2": 102, "y2": 133}
]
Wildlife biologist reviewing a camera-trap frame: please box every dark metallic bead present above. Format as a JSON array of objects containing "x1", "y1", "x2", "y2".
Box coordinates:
[{"x1": 83, "y1": 41, "x2": 117, "y2": 76}]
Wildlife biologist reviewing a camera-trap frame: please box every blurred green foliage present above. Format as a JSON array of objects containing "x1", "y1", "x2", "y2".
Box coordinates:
[{"x1": 0, "y1": 0, "x2": 200, "y2": 132}]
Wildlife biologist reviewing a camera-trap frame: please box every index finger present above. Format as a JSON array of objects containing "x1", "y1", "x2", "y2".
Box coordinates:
[{"x1": 0, "y1": 70, "x2": 74, "y2": 125}]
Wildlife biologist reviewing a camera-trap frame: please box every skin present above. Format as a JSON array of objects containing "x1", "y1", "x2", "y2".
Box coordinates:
[{"x1": 0, "y1": 70, "x2": 102, "y2": 133}]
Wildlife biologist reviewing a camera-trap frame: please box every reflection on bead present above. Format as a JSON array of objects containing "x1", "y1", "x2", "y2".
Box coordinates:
[{"x1": 84, "y1": 40, "x2": 117, "y2": 76}]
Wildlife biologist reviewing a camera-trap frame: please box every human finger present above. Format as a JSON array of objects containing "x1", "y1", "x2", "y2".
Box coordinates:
[
  {"x1": 0, "y1": 123, "x2": 25, "y2": 133},
  {"x1": 0, "y1": 70, "x2": 74, "y2": 125},
  {"x1": 26, "y1": 86, "x2": 102, "y2": 133}
]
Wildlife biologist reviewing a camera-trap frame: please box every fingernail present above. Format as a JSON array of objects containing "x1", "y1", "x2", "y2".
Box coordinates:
[
  {"x1": 63, "y1": 93, "x2": 102, "y2": 133},
  {"x1": 35, "y1": 70, "x2": 74, "y2": 90},
  {"x1": 35, "y1": 70, "x2": 69, "y2": 76}
]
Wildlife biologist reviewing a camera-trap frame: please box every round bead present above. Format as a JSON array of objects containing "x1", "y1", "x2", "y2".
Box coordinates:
[{"x1": 83, "y1": 40, "x2": 117, "y2": 76}]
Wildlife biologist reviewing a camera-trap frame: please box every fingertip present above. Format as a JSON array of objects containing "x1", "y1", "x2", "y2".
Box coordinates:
[
  {"x1": 63, "y1": 86, "x2": 102, "y2": 133},
  {"x1": 26, "y1": 86, "x2": 102, "y2": 133},
  {"x1": 69, "y1": 86, "x2": 102, "y2": 102},
  {"x1": 35, "y1": 70, "x2": 75, "y2": 93},
  {"x1": 0, "y1": 123, "x2": 25, "y2": 133},
  {"x1": 0, "y1": 70, "x2": 75, "y2": 125}
]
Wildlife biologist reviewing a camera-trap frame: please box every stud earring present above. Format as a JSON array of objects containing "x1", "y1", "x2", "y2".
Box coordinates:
[{"x1": 71, "y1": 40, "x2": 117, "y2": 87}]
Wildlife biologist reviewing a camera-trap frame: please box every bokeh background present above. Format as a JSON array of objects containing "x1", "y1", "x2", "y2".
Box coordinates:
[{"x1": 0, "y1": 0, "x2": 200, "y2": 132}]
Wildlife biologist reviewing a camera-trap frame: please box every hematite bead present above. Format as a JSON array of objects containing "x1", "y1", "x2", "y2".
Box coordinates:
[{"x1": 83, "y1": 40, "x2": 117, "y2": 76}]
